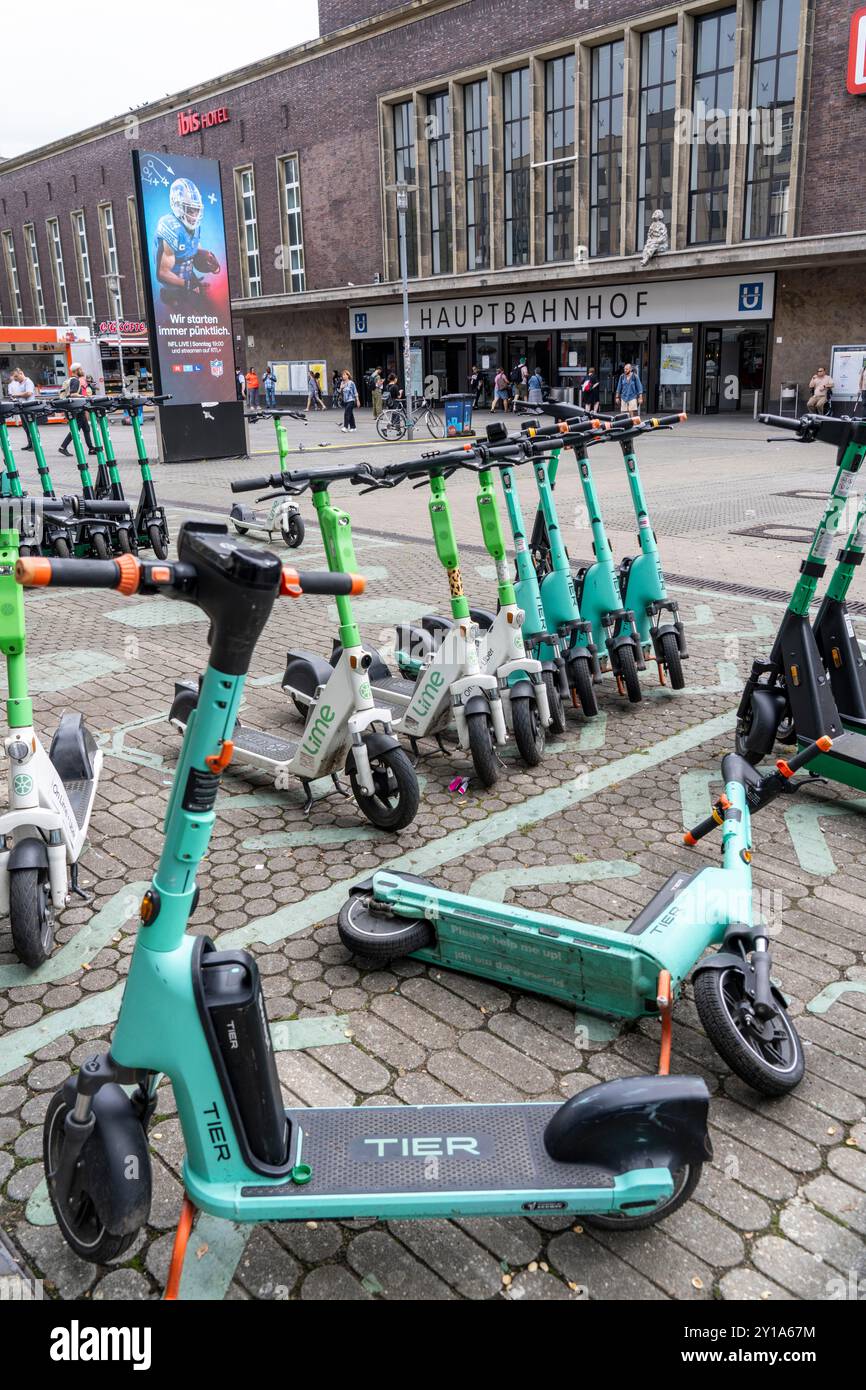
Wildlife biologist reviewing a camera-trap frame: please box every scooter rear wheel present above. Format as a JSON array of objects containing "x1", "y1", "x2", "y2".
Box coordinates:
[
  {"x1": 53, "y1": 537, "x2": 71, "y2": 559},
  {"x1": 467, "y1": 711, "x2": 499, "y2": 787},
  {"x1": 92, "y1": 532, "x2": 110, "y2": 559},
  {"x1": 735, "y1": 691, "x2": 780, "y2": 766},
  {"x1": 148, "y1": 521, "x2": 169, "y2": 561},
  {"x1": 694, "y1": 966, "x2": 805, "y2": 1096},
  {"x1": 543, "y1": 671, "x2": 567, "y2": 735},
  {"x1": 10, "y1": 867, "x2": 54, "y2": 967},
  {"x1": 511, "y1": 695, "x2": 545, "y2": 767},
  {"x1": 43, "y1": 1090, "x2": 138, "y2": 1264},
  {"x1": 337, "y1": 893, "x2": 435, "y2": 960},
  {"x1": 568, "y1": 654, "x2": 599, "y2": 718},
  {"x1": 350, "y1": 746, "x2": 419, "y2": 831},
  {"x1": 582, "y1": 1163, "x2": 701, "y2": 1231}
]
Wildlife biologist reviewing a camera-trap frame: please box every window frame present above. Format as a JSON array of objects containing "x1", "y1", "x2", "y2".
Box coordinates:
[
  {"x1": 278, "y1": 153, "x2": 306, "y2": 294},
  {"x1": 23, "y1": 222, "x2": 46, "y2": 325},
  {"x1": 589, "y1": 40, "x2": 625, "y2": 258},
  {"x1": 71, "y1": 210, "x2": 95, "y2": 320},
  {"x1": 235, "y1": 165, "x2": 263, "y2": 298},
  {"x1": 46, "y1": 217, "x2": 69, "y2": 322},
  {"x1": 503, "y1": 67, "x2": 531, "y2": 268}
]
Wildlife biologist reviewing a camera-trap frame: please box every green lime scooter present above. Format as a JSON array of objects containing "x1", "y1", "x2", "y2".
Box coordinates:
[
  {"x1": 89, "y1": 396, "x2": 172, "y2": 558},
  {"x1": 340, "y1": 735, "x2": 828, "y2": 1097},
  {"x1": 736, "y1": 413, "x2": 866, "y2": 792},
  {"x1": 47, "y1": 399, "x2": 136, "y2": 558},
  {"x1": 0, "y1": 402, "x2": 131, "y2": 558},
  {"x1": 25, "y1": 530, "x2": 711, "y2": 1283},
  {"x1": 230, "y1": 409, "x2": 305, "y2": 549}
]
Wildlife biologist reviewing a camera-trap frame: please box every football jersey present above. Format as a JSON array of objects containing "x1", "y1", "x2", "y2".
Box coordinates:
[{"x1": 154, "y1": 212, "x2": 201, "y2": 273}]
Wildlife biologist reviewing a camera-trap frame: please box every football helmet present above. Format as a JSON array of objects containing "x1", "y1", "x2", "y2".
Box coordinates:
[{"x1": 169, "y1": 178, "x2": 204, "y2": 232}]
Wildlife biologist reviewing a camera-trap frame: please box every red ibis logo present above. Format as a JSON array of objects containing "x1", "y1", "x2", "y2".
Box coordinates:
[{"x1": 849, "y1": 7, "x2": 866, "y2": 93}]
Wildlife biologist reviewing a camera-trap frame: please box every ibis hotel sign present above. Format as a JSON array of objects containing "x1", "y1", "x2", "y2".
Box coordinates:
[
  {"x1": 350, "y1": 273, "x2": 775, "y2": 338},
  {"x1": 849, "y1": 7, "x2": 866, "y2": 94}
]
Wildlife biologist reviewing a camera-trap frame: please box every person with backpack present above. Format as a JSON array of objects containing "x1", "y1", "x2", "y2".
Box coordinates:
[
  {"x1": 527, "y1": 367, "x2": 544, "y2": 406},
  {"x1": 580, "y1": 367, "x2": 601, "y2": 411},
  {"x1": 339, "y1": 370, "x2": 359, "y2": 432},
  {"x1": 492, "y1": 366, "x2": 511, "y2": 413},
  {"x1": 615, "y1": 362, "x2": 643, "y2": 416},
  {"x1": 510, "y1": 357, "x2": 529, "y2": 406}
]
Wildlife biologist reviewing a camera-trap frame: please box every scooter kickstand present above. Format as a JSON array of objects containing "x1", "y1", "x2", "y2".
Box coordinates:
[
  {"x1": 301, "y1": 780, "x2": 315, "y2": 816},
  {"x1": 656, "y1": 969, "x2": 673, "y2": 1077},
  {"x1": 331, "y1": 773, "x2": 351, "y2": 798},
  {"x1": 164, "y1": 1195, "x2": 197, "y2": 1301},
  {"x1": 69, "y1": 862, "x2": 91, "y2": 903}
]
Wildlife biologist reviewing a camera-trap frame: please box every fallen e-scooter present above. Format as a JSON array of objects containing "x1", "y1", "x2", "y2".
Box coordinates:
[
  {"x1": 0, "y1": 517, "x2": 103, "y2": 964},
  {"x1": 339, "y1": 736, "x2": 825, "y2": 1096},
  {"x1": 173, "y1": 465, "x2": 419, "y2": 829},
  {"x1": 23, "y1": 530, "x2": 711, "y2": 1281}
]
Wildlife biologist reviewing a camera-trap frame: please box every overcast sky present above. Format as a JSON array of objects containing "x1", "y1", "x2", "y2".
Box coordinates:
[{"x1": 0, "y1": 1, "x2": 320, "y2": 159}]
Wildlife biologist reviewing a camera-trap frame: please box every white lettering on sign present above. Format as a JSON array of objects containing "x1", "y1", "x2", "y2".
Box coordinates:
[{"x1": 349, "y1": 274, "x2": 775, "y2": 338}]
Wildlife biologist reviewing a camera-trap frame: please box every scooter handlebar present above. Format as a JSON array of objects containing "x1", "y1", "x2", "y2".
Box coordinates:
[
  {"x1": 760, "y1": 413, "x2": 805, "y2": 432},
  {"x1": 232, "y1": 474, "x2": 273, "y2": 493},
  {"x1": 684, "y1": 736, "x2": 832, "y2": 844},
  {"x1": 16, "y1": 554, "x2": 143, "y2": 594},
  {"x1": 280, "y1": 568, "x2": 365, "y2": 598}
]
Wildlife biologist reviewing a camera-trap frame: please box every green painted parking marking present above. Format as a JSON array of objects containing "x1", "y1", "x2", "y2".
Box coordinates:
[
  {"x1": 177, "y1": 1215, "x2": 251, "y2": 1300},
  {"x1": 27, "y1": 650, "x2": 126, "y2": 693},
  {"x1": 97, "y1": 712, "x2": 169, "y2": 769},
  {"x1": 783, "y1": 798, "x2": 866, "y2": 876},
  {"x1": 0, "y1": 882, "x2": 147, "y2": 988},
  {"x1": 243, "y1": 825, "x2": 380, "y2": 851},
  {"x1": 0, "y1": 983, "x2": 125, "y2": 1079},
  {"x1": 270, "y1": 1015, "x2": 351, "y2": 1050},
  {"x1": 221, "y1": 707, "x2": 737, "y2": 950},
  {"x1": 807, "y1": 979, "x2": 866, "y2": 1014},
  {"x1": 679, "y1": 769, "x2": 716, "y2": 834},
  {"x1": 331, "y1": 598, "x2": 430, "y2": 625},
  {"x1": 693, "y1": 604, "x2": 714, "y2": 626},
  {"x1": 104, "y1": 601, "x2": 208, "y2": 628},
  {"x1": 691, "y1": 614, "x2": 775, "y2": 642}
]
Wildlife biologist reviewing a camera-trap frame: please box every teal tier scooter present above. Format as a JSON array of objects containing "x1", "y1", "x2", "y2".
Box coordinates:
[
  {"x1": 24, "y1": 531, "x2": 711, "y2": 1284},
  {"x1": 536, "y1": 404, "x2": 690, "y2": 689},
  {"x1": 340, "y1": 737, "x2": 827, "y2": 1098},
  {"x1": 229, "y1": 409, "x2": 305, "y2": 549}
]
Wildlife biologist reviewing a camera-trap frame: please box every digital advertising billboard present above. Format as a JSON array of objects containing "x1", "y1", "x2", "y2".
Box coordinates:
[{"x1": 132, "y1": 149, "x2": 245, "y2": 461}]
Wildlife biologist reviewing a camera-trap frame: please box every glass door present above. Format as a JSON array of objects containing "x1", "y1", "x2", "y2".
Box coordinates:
[{"x1": 702, "y1": 327, "x2": 722, "y2": 413}]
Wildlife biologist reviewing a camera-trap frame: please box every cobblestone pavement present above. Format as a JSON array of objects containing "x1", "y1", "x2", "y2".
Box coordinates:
[{"x1": 0, "y1": 412, "x2": 864, "y2": 1301}]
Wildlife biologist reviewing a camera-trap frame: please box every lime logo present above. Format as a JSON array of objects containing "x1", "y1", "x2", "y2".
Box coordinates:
[
  {"x1": 302, "y1": 703, "x2": 336, "y2": 756},
  {"x1": 13, "y1": 774, "x2": 33, "y2": 797},
  {"x1": 410, "y1": 668, "x2": 445, "y2": 719},
  {"x1": 358, "y1": 681, "x2": 371, "y2": 699}
]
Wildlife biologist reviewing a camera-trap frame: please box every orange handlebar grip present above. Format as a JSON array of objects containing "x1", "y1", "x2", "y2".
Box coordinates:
[{"x1": 15, "y1": 557, "x2": 52, "y2": 586}]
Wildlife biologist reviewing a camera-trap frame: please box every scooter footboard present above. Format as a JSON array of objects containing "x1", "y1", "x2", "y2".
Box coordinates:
[{"x1": 544, "y1": 1074, "x2": 712, "y2": 1172}]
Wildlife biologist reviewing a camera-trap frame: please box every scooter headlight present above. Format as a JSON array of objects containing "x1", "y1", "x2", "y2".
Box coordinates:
[{"x1": 7, "y1": 740, "x2": 29, "y2": 763}]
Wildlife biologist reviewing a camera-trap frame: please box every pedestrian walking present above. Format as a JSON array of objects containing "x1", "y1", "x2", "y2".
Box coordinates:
[
  {"x1": 370, "y1": 367, "x2": 384, "y2": 418},
  {"x1": 469, "y1": 364, "x2": 483, "y2": 408},
  {"x1": 263, "y1": 365, "x2": 277, "y2": 409},
  {"x1": 339, "y1": 370, "x2": 358, "y2": 432},
  {"x1": 245, "y1": 368, "x2": 260, "y2": 409},
  {"x1": 57, "y1": 364, "x2": 96, "y2": 456},
  {"x1": 492, "y1": 367, "x2": 511, "y2": 413},
  {"x1": 527, "y1": 368, "x2": 544, "y2": 406},
  {"x1": 236, "y1": 370, "x2": 246, "y2": 401},
  {"x1": 306, "y1": 368, "x2": 326, "y2": 411},
  {"x1": 7, "y1": 368, "x2": 37, "y2": 449},
  {"x1": 806, "y1": 366, "x2": 833, "y2": 414},
  {"x1": 615, "y1": 362, "x2": 644, "y2": 416},
  {"x1": 580, "y1": 367, "x2": 601, "y2": 411}
]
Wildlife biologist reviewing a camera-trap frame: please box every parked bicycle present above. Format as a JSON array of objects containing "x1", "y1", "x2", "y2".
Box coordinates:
[{"x1": 376, "y1": 396, "x2": 444, "y2": 441}]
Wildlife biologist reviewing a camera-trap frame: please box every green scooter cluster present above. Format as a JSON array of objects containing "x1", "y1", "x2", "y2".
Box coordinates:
[{"x1": 0, "y1": 393, "x2": 170, "y2": 558}]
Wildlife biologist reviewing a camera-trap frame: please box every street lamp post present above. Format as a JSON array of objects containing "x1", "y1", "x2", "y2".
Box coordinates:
[{"x1": 386, "y1": 180, "x2": 417, "y2": 441}]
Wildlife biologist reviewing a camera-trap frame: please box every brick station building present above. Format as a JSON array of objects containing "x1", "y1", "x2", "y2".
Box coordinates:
[{"x1": 0, "y1": 0, "x2": 864, "y2": 414}]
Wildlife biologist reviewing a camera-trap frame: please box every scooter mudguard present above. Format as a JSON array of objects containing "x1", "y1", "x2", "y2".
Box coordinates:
[
  {"x1": 507, "y1": 677, "x2": 535, "y2": 700},
  {"x1": 59, "y1": 1076, "x2": 152, "y2": 1235},
  {"x1": 463, "y1": 692, "x2": 494, "y2": 719},
  {"x1": 350, "y1": 870, "x2": 434, "y2": 901},
  {"x1": 49, "y1": 710, "x2": 97, "y2": 782},
  {"x1": 420, "y1": 614, "x2": 455, "y2": 640},
  {"x1": 282, "y1": 650, "x2": 335, "y2": 700},
  {"x1": 345, "y1": 731, "x2": 401, "y2": 782},
  {"x1": 543, "y1": 1074, "x2": 712, "y2": 1170},
  {"x1": 169, "y1": 680, "x2": 199, "y2": 727},
  {"x1": 7, "y1": 836, "x2": 49, "y2": 872},
  {"x1": 469, "y1": 607, "x2": 497, "y2": 631},
  {"x1": 230, "y1": 503, "x2": 256, "y2": 525}
]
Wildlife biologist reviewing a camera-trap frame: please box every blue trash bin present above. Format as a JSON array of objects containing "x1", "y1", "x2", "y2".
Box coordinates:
[{"x1": 443, "y1": 393, "x2": 475, "y2": 437}]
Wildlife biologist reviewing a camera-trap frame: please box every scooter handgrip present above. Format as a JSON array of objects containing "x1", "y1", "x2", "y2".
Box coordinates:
[
  {"x1": 75, "y1": 499, "x2": 134, "y2": 517},
  {"x1": 775, "y1": 735, "x2": 832, "y2": 778},
  {"x1": 684, "y1": 812, "x2": 720, "y2": 845},
  {"x1": 281, "y1": 568, "x2": 365, "y2": 598},
  {"x1": 231, "y1": 474, "x2": 275, "y2": 493},
  {"x1": 759, "y1": 413, "x2": 803, "y2": 432},
  {"x1": 647, "y1": 412, "x2": 688, "y2": 428},
  {"x1": 16, "y1": 553, "x2": 141, "y2": 594}
]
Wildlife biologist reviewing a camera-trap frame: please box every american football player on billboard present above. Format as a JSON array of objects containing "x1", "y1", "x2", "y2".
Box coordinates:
[{"x1": 154, "y1": 177, "x2": 221, "y2": 304}]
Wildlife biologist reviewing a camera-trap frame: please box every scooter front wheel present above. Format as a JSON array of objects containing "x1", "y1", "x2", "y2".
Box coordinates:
[
  {"x1": 659, "y1": 630, "x2": 685, "y2": 690},
  {"x1": 735, "y1": 690, "x2": 780, "y2": 766},
  {"x1": 467, "y1": 711, "x2": 499, "y2": 787},
  {"x1": 10, "y1": 867, "x2": 54, "y2": 967},
  {"x1": 53, "y1": 537, "x2": 71, "y2": 559},
  {"x1": 616, "y1": 644, "x2": 642, "y2": 703},
  {"x1": 281, "y1": 514, "x2": 305, "y2": 549},
  {"x1": 43, "y1": 1090, "x2": 139, "y2": 1264},
  {"x1": 694, "y1": 966, "x2": 805, "y2": 1096},
  {"x1": 148, "y1": 521, "x2": 169, "y2": 561},
  {"x1": 582, "y1": 1164, "x2": 701, "y2": 1232},
  {"x1": 511, "y1": 695, "x2": 545, "y2": 767},
  {"x1": 544, "y1": 671, "x2": 567, "y2": 735},
  {"x1": 92, "y1": 532, "x2": 110, "y2": 560},
  {"x1": 350, "y1": 746, "x2": 419, "y2": 830},
  {"x1": 568, "y1": 654, "x2": 599, "y2": 718}
]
